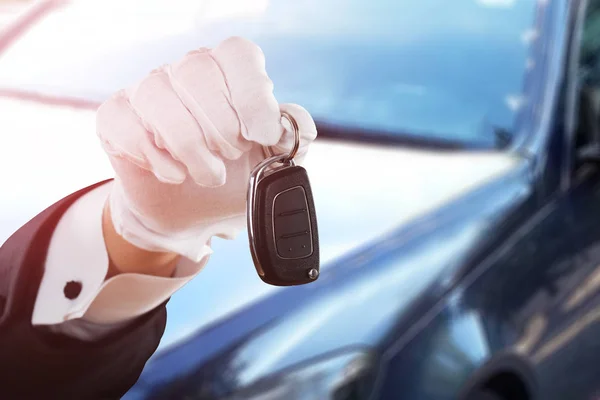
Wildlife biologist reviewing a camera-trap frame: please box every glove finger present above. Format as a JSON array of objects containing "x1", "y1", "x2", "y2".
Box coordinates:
[
  {"x1": 211, "y1": 36, "x2": 283, "y2": 147},
  {"x1": 270, "y1": 103, "x2": 318, "y2": 163},
  {"x1": 168, "y1": 49, "x2": 252, "y2": 161},
  {"x1": 126, "y1": 68, "x2": 227, "y2": 187},
  {"x1": 97, "y1": 90, "x2": 187, "y2": 184}
]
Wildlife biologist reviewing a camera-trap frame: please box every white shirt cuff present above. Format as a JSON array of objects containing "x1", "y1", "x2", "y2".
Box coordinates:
[{"x1": 32, "y1": 181, "x2": 210, "y2": 328}]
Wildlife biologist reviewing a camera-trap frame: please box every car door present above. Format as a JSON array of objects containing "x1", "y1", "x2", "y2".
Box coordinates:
[{"x1": 456, "y1": 1, "x2": 600, "y2": 399}]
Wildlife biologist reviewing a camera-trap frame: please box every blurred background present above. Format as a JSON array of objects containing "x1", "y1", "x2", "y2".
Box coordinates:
[{"x1": 4, "y1": 0, "x2": 600, "y2": 399}]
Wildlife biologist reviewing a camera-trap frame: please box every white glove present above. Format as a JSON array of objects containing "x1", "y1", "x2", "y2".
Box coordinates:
[{"x1": 96, "y1": 37, "x2": 317, "y2": 262}]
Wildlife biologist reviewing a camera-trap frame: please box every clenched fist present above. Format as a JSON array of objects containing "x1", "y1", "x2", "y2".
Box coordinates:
[{"x1": 96, "y1": 37, "x2": 317, "y2": 262}]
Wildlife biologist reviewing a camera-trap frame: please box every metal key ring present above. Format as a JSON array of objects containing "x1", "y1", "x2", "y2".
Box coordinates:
[{"x1": 265, "y1": 111, "x2": 300, "y2": 163}]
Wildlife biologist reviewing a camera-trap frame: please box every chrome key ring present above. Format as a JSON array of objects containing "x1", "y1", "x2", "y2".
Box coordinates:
[{"x1": 264, "y1": 111, "x2": 301, "y2": 163}]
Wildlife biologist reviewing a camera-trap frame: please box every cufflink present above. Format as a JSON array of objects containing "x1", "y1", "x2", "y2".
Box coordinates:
[{"x1": 63, "y1": 281, "x2": 82, "y2": 300}]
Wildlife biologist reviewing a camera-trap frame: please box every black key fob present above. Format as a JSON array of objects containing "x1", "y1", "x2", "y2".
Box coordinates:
[{"x1": 247, "y1": 153, "x2": 320, "y2": 286}]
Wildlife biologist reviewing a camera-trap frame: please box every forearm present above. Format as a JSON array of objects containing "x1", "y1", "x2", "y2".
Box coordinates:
[{"x1": 102, "y1": 199, "x2": 180, "y2": 278}]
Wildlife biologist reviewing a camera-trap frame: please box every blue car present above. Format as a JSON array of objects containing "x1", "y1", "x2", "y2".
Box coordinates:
[{"x1": 1, "y1": 0, "x2": 599, "y2": 399}]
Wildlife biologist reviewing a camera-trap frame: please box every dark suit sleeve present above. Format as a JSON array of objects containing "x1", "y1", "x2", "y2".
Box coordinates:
[{"x1": 0, "y1": 180, "x2": 167, "y2": 400}]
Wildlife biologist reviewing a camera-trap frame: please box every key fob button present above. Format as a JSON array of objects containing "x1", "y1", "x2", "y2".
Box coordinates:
[{"x1": 273, "y1": 186, "x2": 313, "y2": 259}]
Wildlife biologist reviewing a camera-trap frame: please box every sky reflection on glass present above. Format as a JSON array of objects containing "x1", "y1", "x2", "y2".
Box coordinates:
[{"x1": 0, "y1": 0, "x2": 540, "y2": 144}]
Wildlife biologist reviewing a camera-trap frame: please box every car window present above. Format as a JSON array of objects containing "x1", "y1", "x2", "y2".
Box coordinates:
[
  {"x1": 572, "y1": 0, "x2": 600, "y2": 153},
  {"x1": 0, "y1": 0, "x2": 542, "y2": 148},
  {"x1": 580, "y1": 0, "x2": 600, "y2": 85}
]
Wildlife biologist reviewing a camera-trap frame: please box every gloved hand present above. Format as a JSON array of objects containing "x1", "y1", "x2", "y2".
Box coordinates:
[{"x1": 96, "y1": 37, "x2": 317, "y2": 262}]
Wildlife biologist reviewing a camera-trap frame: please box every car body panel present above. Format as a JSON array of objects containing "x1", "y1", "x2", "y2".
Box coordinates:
[{"x1": 378, "y1": 169, "x2": 600, "y2": 400}]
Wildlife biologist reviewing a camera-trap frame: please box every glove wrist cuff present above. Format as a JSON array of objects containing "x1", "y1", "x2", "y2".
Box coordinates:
[{"x1": 108, "y1": 180, "x2": 211, "y2": 263}]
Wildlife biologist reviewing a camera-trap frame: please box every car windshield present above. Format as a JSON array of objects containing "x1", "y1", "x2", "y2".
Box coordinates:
[{"x1": 0, "y1": 0, "x2": 542, "y2": 148}]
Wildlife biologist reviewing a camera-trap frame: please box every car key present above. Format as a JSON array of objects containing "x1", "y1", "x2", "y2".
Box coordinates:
[{"x1": 247, "y1": 112, "x2": 319, "y2": 286}]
